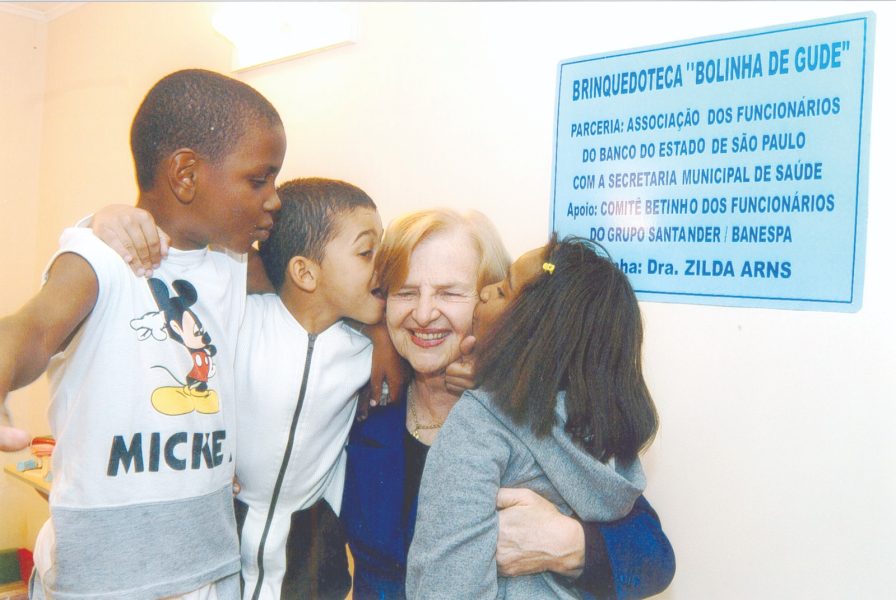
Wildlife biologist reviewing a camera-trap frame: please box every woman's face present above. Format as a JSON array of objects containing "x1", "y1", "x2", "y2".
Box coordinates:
[
  {"x1": 386, "y1": 228, "x2": 480, "y2": 376},
  {"x1": 473, "y1": 246, "x2": 546, "y2": 339}
]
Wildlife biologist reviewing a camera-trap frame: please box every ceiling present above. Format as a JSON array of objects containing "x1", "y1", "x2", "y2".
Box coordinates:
[{"x1": 0, "y1": 2, "x2": 84, "y2": 21}]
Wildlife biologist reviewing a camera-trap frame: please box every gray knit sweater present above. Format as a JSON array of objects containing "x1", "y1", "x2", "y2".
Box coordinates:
[{"x1": 406, "y1": 389, "x2": 645, "y2": 599}]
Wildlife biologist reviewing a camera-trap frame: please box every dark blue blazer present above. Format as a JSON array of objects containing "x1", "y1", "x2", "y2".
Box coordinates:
[
  {"x1": 341, "y1": 395, "x2": 675, "y2": 600},
  {"x1": 341, "y1": 397, "x2": 413, "y2": 600}
]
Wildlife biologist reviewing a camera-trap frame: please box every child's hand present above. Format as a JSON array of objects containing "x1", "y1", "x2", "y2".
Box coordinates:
[
  {"x1": 354, "y1": 381, "x2": 374, "y2": 421},
  {"x1": 92, "y1": 204, "x2": 170, "y2": 277},
  {"x1": 363, "y1": 323, "x2": 409, "y2": 410},
  {"x1": 0, "y1": 402, "x2": 30, "y2": 452},
  {"x1": 445, "y1": 335, "x2": 477, "y2": 395},
  {"x1": 0, "y1": 427, "x2": 29, "y2": 452}
]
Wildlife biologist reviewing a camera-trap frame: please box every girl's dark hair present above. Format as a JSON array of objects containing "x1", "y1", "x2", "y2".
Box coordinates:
[{"x1": 476, "y1": 234, "x2": 658, "y2": 462}]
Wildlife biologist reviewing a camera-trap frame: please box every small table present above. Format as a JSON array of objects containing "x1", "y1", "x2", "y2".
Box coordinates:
[{"x1": 3, "y1": 463, "x2": 50, "y2": 498}]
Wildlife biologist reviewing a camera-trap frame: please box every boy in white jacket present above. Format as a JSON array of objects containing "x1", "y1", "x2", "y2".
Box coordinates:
[{"x1": 233, "y1": 178, "x2": 386, "y2": 600}]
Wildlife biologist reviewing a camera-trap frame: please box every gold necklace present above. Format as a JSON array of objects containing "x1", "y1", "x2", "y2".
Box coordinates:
[{"x1": 408, "y1": 385, "x2": 445, "y2": 440}]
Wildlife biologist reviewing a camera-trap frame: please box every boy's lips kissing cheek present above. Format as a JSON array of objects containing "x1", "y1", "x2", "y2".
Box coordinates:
[
  {"x1": 369, "y1": 289, "x2": 385, "y2": 315},
  {"x1": 255, "y1": 226, "x2": 271, "y2": 242},
  {"x1": 410, "y1": 329, "x2": 449, "y2": 348},
  {"x1": 254, "y1": 217, "x2": 275, "y2": 242}
]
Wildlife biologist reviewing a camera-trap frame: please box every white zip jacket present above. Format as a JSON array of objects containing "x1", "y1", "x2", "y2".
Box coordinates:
[{"x1": 234, "y1": 294, "x2": 372, "y2": 600}]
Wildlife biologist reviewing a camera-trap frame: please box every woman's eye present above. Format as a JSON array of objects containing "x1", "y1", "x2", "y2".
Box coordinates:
[
  {"x1": 440, "y1": 290, "x2": 473, "y2": 301},
  {"x1": 359, "y1": 250, "x2": 373, "y2": 258}
]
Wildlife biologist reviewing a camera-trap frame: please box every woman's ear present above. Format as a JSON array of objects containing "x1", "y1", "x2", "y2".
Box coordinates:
[
  {"x1": 168, "y1": 149, "x2": 198, "y2": 205},
  {"x1": 287, "y1": 256, "x2": 319, "y2": 293}
]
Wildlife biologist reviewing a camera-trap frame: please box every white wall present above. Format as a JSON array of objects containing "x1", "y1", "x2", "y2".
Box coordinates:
[
  {"x1": 0, "y1": 7, "x2": 48, "y2": 550},
  {"x1": 1, "y1": 2, "x2": 894, "y2": 598}
]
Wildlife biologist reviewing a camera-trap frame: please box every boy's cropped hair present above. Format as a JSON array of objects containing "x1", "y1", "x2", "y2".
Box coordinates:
[
  {"x1": 258, "y1": 177, "x2": 377, "y2": 290},
  {"x1": 477, "y1": 234, "x2": 658, "y2": 463},
  {"x1": 130, "y1": 68, "x2": 282, "y2": 190}
]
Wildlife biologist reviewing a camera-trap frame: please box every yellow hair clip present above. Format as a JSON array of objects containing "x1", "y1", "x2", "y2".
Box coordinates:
[{"x1": 542, "y1": 262, "x2": 555, "y2": 275}]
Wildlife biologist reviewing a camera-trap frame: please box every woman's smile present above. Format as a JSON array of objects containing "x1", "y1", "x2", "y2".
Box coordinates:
[{"x1": 410, "y1": 328, "x2": 450, "y2": 347}]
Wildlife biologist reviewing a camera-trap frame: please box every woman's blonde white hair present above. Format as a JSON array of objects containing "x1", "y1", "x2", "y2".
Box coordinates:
[{"x1": 375, "y1": 208, "x2": 510, "y2": 295}]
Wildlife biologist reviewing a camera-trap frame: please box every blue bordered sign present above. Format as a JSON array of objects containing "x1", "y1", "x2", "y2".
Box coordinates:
[{"x1": 550, "y1": 13, "x2": 875, "y2": 311}]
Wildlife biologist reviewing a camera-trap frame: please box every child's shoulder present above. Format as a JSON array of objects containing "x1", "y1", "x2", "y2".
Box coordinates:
[
  {"x1": 49, "y1": 227, "x2": 136, "y2": 287},
  {"x1": 245, "y1": 292, "x2": 284, "y2": 315},
  {"x1": 445, "y1": 390, "x2": 540, "y2": 444},
  {"x1": 57, "y1": 227, "x2": 128, "y2": 263},
  {"x1": 454, "y1": 389, "x2": 498, "y2": 417},
  {"x1": 443, "y1": 390, "x2": 505, "y2": 433},
  {"x1": 241, "y1": 293, "x2": 300, "y2": 347}
]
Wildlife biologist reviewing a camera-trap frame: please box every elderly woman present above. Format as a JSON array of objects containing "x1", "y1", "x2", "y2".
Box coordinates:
[{"x1": 341, "y1": 208, "x2": 674, "y2": 600}]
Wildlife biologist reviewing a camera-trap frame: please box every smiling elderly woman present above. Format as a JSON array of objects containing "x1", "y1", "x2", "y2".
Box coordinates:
[{"x1": 340, "y1": 208, "x2": 675, "y2": 600}]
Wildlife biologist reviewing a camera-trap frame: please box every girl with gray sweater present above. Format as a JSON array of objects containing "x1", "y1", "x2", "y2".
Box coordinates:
[{"x1": 407, "y1": 236, "x2": 660, "y2": 599}]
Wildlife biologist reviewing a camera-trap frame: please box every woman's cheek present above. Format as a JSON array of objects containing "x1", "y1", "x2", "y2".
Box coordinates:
[{"x1": 458, "y1": 300, "x2": 478, "y2": 334}]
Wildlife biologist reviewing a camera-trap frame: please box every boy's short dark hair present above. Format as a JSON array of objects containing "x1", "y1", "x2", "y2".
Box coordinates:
[
  {"x1": 130, "y1": 69, "x2": 282, "y2": 191},
  {"x1": 259, "y1": 178, "x2": 377, "y2": 291}
]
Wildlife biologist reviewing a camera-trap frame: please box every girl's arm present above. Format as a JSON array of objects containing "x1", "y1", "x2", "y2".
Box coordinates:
[{"x1": 406, "y1": 397, "x2": 508, "y2": 600}]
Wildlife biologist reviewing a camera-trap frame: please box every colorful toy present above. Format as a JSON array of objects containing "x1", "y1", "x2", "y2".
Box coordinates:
[{"x1": 29, "y1": 435, "x2": 55, "y2": 479}]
